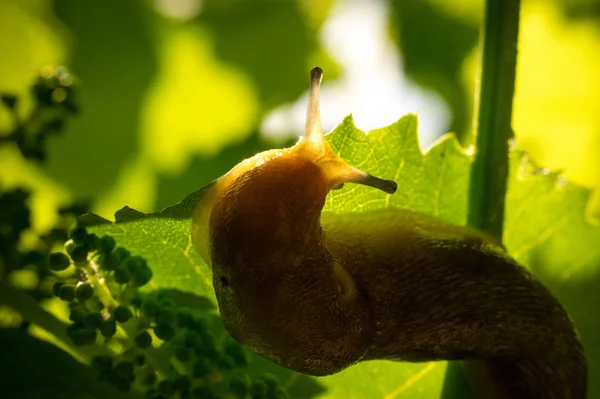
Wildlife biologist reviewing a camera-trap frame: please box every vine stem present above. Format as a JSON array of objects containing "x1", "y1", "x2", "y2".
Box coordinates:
[{"x1": 467, "y1": 0, "x2": 521, "y2": 241}]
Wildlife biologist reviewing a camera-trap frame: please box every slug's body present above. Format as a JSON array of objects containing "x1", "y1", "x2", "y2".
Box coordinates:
[{"x1": 192, "y1": 68, "x2": 586, "y2": 398}]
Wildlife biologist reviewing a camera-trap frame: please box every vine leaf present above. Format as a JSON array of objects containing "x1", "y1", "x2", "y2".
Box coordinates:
[{"x1": 84, "y1": 114, "x2": 600, "y2": 398}]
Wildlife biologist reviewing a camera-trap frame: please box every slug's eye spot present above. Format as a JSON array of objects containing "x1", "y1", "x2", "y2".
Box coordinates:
[{"x1": 220, "y1": 276, "x2": 230, "y2": 287}]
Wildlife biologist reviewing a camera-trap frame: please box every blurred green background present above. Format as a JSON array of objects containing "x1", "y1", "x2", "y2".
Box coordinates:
[{"x1": 1, "y1": 0, "x2": 599, "y2": 230}]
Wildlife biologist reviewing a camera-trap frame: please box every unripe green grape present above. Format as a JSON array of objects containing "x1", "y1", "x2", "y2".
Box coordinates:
[
  {"x1": 141, "y1": 298, "x2": 159, "y2": 319},
  {"x1": 174, "y1": 375, "x2": 192, "y2": 393},
  {"x1": 176, "y1": 309, "x2": 194, "y2": 328},
  {"x1": 84, "y1": 311, "x2": 104, "y2": 329},
  {"x1": 115, "y1": 377, "x2": 131, "y2": 393},
  {"x1": 114, "y1": 361, "x2": 134, "y2": 380},
  {"x1": 69, "y1": 227, "x2": 88, "y2": 246},
  {"x1": 66, "y1": 324, "x2": 97, "y2": 346},
  {"x1": 155, "y1": 307, "x2": 175, "y2": 325},
  {"x1": 225, "y1": 340, "x2": 248, "y2": 367},
  {"x1": 175, "y1": 346, "x2": 192, "y2": 362},
  {"x1": 69, "y1": 246, "x2": 88, "y2": 264},
  {"x1": 113, "y1": 247, "x2": 130, "y2": 262},
  {"x1": 192, "y1": 359, "x2": 212, "y2": 378},
  {"x1": 52, "y1": 282, "x2": 63, "y2": 297},
  {"x1": 135, "y1": 354, "x2": 146, "y2": 366},
  {"x1": 69, "y1": 307, "x2": 86, "y2": 324},
  {"x1": 218, "y1": 355, "x2": 235, "y2": 370},
  {"x1": 132, "y1": 264, "x2": 153, "y2": 287},
  {"x1": 91, "y1": 355, "x2": 113, "y2": 372},
  {"x1": 114, "y1": 267, "x2": 131, "y2": 284},
  {"x1": 84, "y1": 233, "x2": 99, "y2": 251},
  {"x1": 229, "y1": 374, "x2": 251, "y2": 398},
  {"x1": 98, "y1": 252, "x2": 119, "y2": 271},
  {"x1": 100, "y1": 318, "x2": 117, "y2": 338},
  {"x1": 59, "y1": 284, "x2": 76, "y2": 302},
  {"x1": 75, "y1": 282, "x2": 93, "y2": 301},
  {"x1": 261, "y1": 373, "x2": 280, "y2": 393},
  {"x1": 250, "y1": 381, "x2": 268, "y2": 399},
  {"x1": 142, "y1": 372, "x2": 157, "y2": 386},
  {"x1": 184, "y1": 330, "x2": 203, "y2": 350},
  {"x1": 99, "y1": 235, "x2": 116, "y2": 254},
  {"x1": 48, "y1": 252, "x2": 71, "y2": 271},
  {"x1": 154, "y1": 323, "x2": 175, "y2": 342},
  {"x1": 135, "y1": 331, "x2": 153, "y2": 349},
  {"x1": 113, "y1": 305, "x2": 133, "y2": 323},
  {"x1": 199, "y1": 331, "x2": 216, "y2": 351},
  {"x1": 157, "y1": 380, "x2": 175, "y2": 396}
]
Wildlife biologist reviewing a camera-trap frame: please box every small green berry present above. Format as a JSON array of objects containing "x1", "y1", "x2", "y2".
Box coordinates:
[
  {"x1": 48, "y1": 252, "x2": 71, "y2": 271},
  {"x1": 155, "y1": 307, "x2": 175, "y2": 325},
  {"x1": 52, "y1": 282, "x2": 63, "y2": 297},
  {"x1": 113, "y1": 247, "x2": 130, "y2": 261},
  {"x1": 75, "y1": 282, "x2": 93, "y2": 301},
  {"x1": 98, "y1": 252, "x2": 119, "y2": 271},
  {"x1": 124, "y1": 256, "x2": 144, "y2": 273},
  {"x1": 114, "y1": 361, "x2": 134, "y2": 380},
  {"x1": 91, "y1": 355, "x2": 113, "y2": 372},
  {"x1": 114, "y1": 267, "x2": 131, "y2": 284},
  {"x1": 84, "y1": 311, "x2": 104, "y2": 329},
  {"x1": 250, "y1": 381, "x2": 268, "y2": 399},
  {"x1": 132, "y1": 264, "x2": 153, "y2": 287},
  {"x1": 69, "y1": 246, "x2": 88, "y2": 264},
  {"x1": 115, "y1": 377, "x2": 131, "y2": 393},
  {"x1": 135, "y1": 331, "x2": 152, "y2": 349},
  {"x1": 84, "y1": 233, "x2": 99, "y2": 251},
  {"x1": 69, "y1": 226, "x2": 88, "y2": 246},
  {"x1": 218, "y1": 355, "x2": 235, "y2": 370},
  {"x1": 175, "y1": 346, "x2": 192, "y2": 362},
  {"x1": 184, "y1": 330, "x2": 202, "y2": 349},
  {"x1": 154, "y1": 323, "x2": 175, "y2": 342},
  {"x1": 66, "y1": 324, "x2": 97, "y2": 346},
  {"x1": 135, "y1": 354, "x2": 146, "y2": 366},
  {"x1": 261, "y1": 373, "x2": 280, "y2": 391},
  {"x1": 99, "y1": 235, "x2": 116, "y2": 254},
  {"x1": 69, "y1": 307, "x2": 87, "y2": 324},
  {"x1": 142, "y1": 372, "x2": 157, "y2": 386},
  {"x1": 225, "y1": 340, "x2": 248, "y2": 367},
  {"x1": 175, "y1": 309, "x2": 194, "y2": 328},
  {"x1": 141, "y1": 298, "x2": 159, "y2": 319},
  {"x1": 230, "y1": 374, "x2": 251, "y2": 398},
  {"x1": 192, "y1": 359, "x2": 211, "y2": 378},
  {"x1": 100, "y1": 319, "x2": 117, "y2": 338},
  {"x1": 59, "y1": 284, "x2": 76, "y2": 302},
  {"x1": 157, "y1": 380, "x2": 175, "y2": 396},
  {"x1": 174, "y1": 375, "x2": 192, "y2": 393},
  {"x1": 113, "y1": 305, "x2": 132, "y2": 323}
]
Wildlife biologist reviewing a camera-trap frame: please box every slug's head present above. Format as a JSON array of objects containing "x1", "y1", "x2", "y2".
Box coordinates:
[{"x1": 208, "y1": 68, "x2": 396, "y2": 375}]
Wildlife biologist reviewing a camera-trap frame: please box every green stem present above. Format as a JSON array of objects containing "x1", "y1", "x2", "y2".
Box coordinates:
[{"x1": 467, "y1": 0, "x2": 521, "y2": 240}]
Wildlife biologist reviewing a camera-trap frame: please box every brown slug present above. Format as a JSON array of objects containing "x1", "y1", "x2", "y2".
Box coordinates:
[{"x1": 191, "y1": 67, "x2": 587, "y2": 398}]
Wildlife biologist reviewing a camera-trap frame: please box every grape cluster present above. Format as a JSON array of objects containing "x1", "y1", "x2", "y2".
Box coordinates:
[
  {"x1": 0, "y1": 66, "x2": 77, "y2": 162},
  {"x1": 46, "y1": 226, "x2": 291, "y2": 399}
]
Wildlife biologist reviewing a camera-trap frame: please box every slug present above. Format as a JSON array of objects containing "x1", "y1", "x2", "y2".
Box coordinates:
[{"x1": 191, "y1": 68, "x2": 587, "y2": 398}]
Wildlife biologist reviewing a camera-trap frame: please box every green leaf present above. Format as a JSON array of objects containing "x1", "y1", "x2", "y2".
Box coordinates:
[{"x1": 85, "y1": 114, "x2": 599, "y2": 398}]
